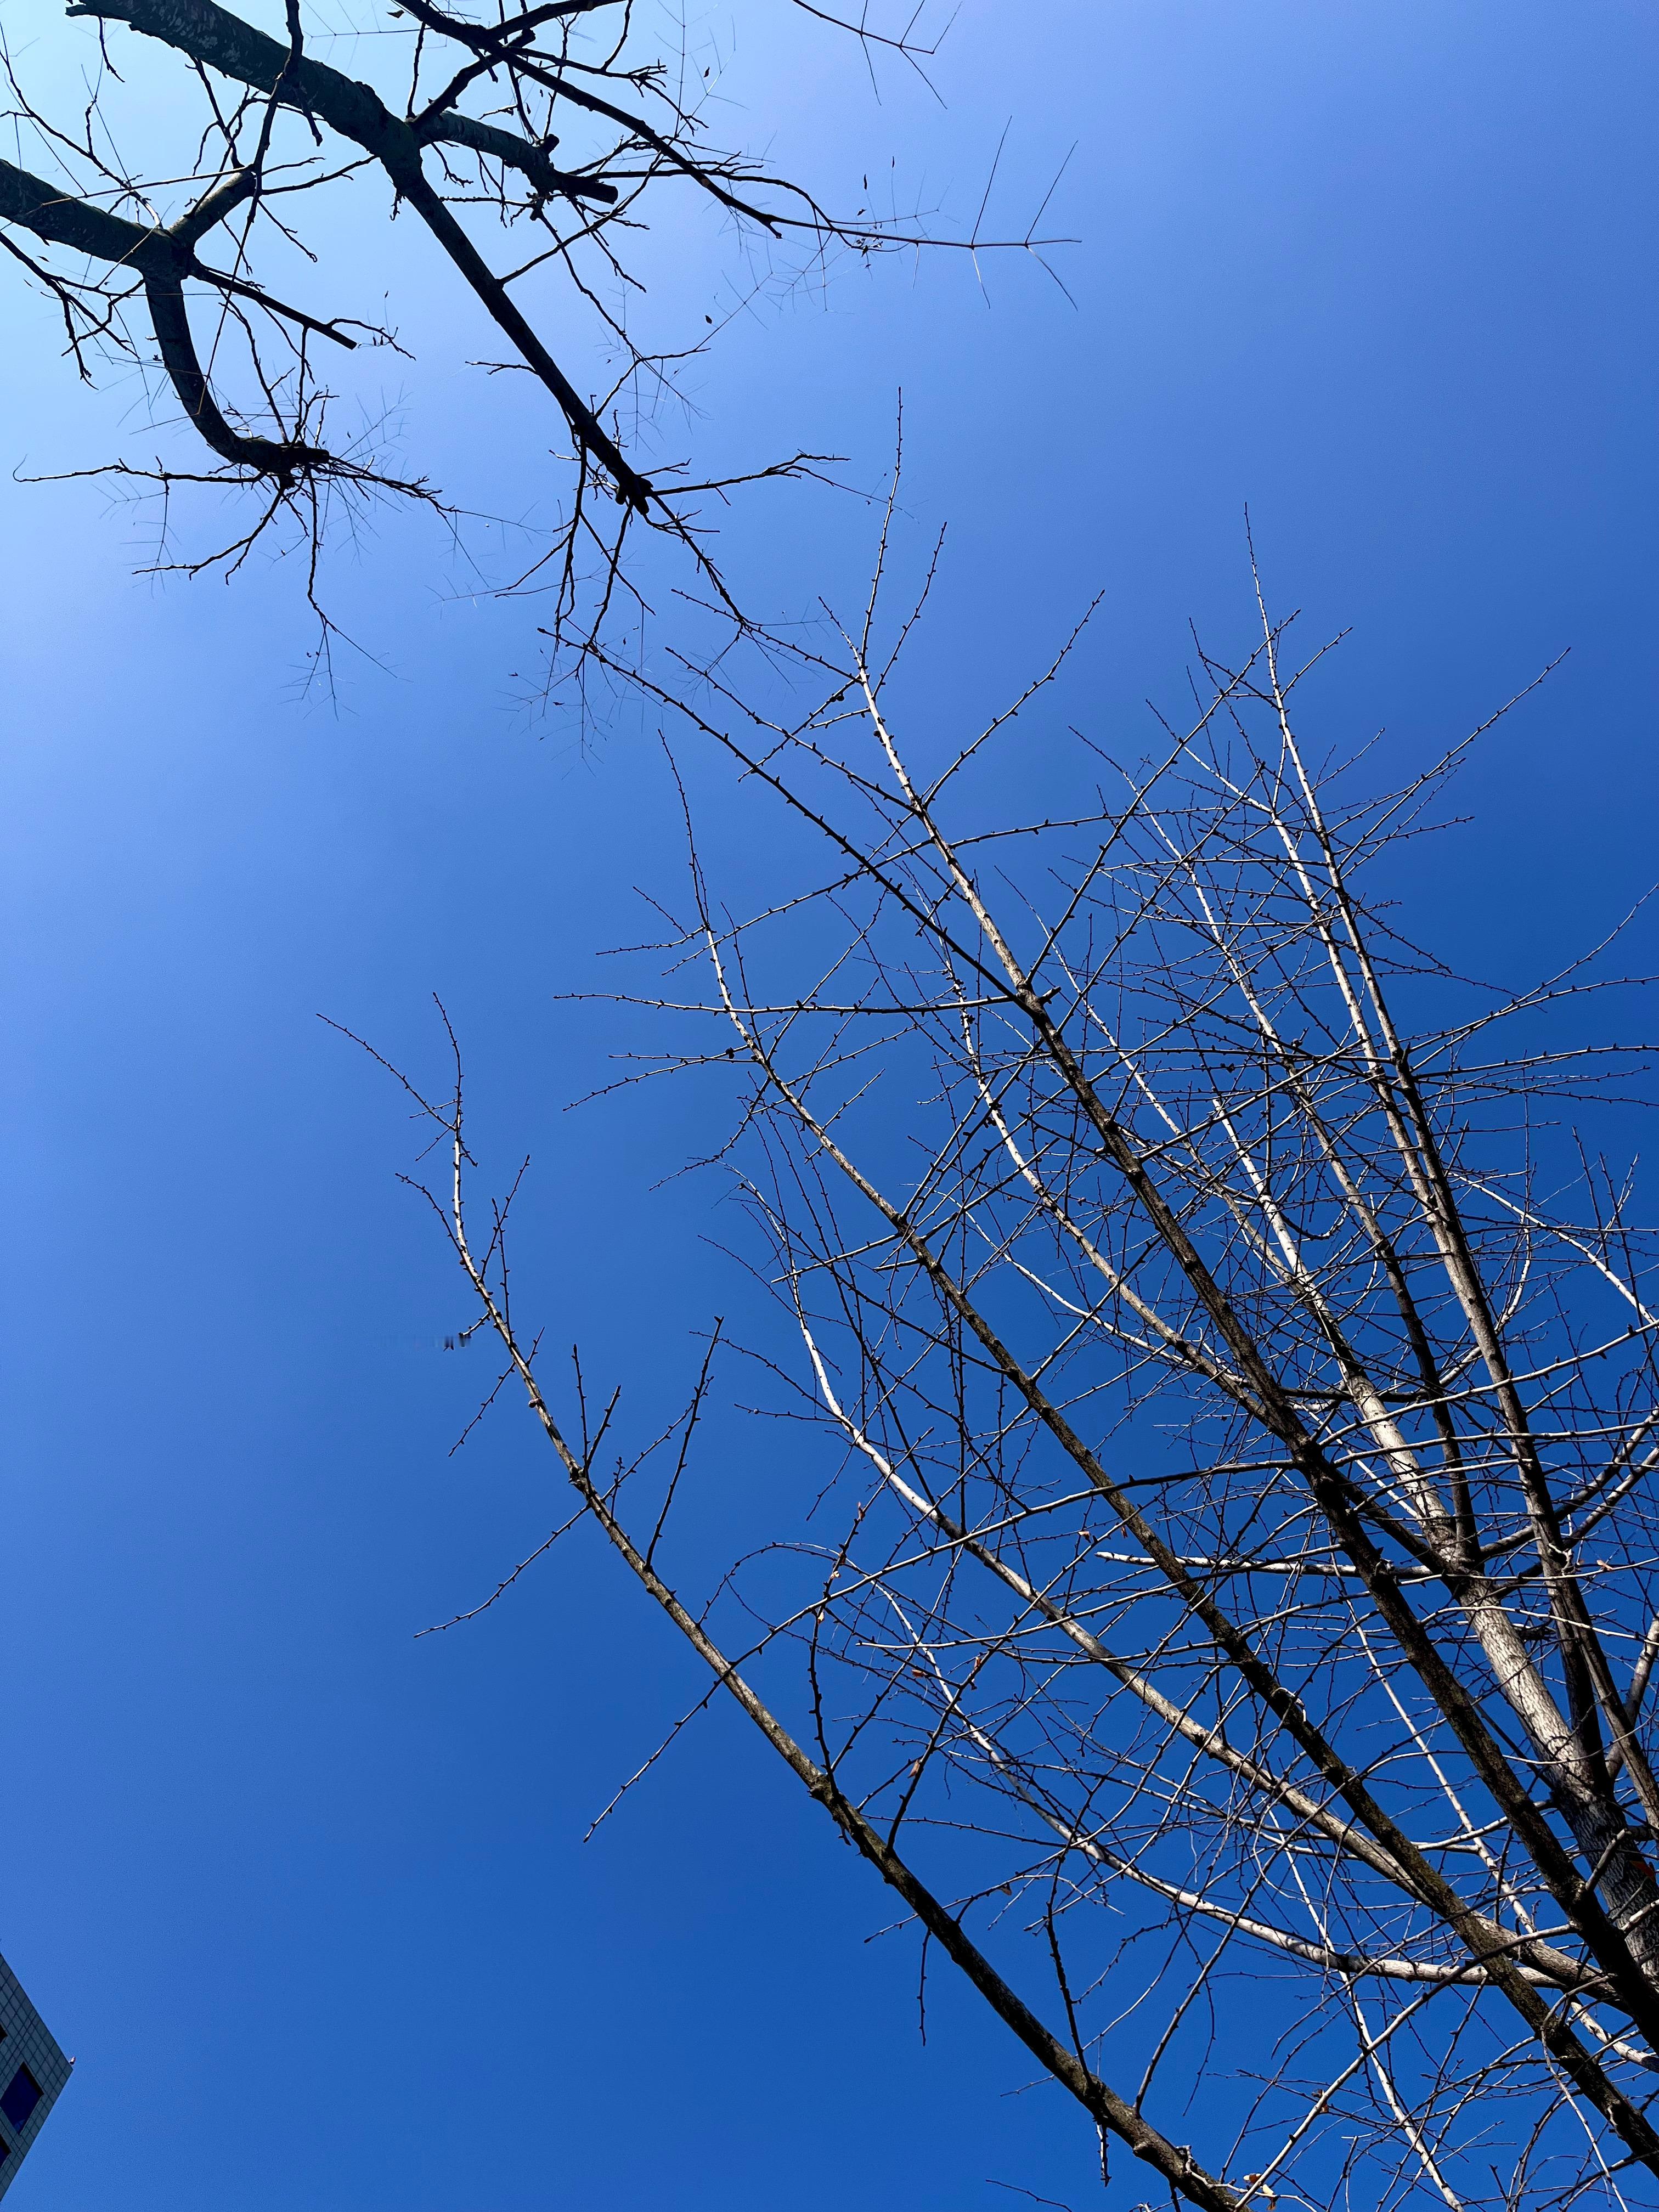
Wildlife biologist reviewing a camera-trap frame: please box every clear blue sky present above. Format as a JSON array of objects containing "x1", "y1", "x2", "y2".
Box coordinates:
[{"x1": 1, "y1": 3, "x2": 1656, "y2": 2205}]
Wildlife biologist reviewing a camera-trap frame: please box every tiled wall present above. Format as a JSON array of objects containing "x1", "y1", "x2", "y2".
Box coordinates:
[{"x1": 0, "y1": 1953, "x2": 71, "y2": 2203}]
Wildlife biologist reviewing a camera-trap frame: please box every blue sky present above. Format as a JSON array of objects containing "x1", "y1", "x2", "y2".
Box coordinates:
[{"x1": 1, "y1": 2, "x2": 1656, "y2": 2205}]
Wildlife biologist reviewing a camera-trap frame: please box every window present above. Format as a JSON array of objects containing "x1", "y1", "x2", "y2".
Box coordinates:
[{"x1": 1, "y1": 2068, "x2": 41, "y2": 2132}]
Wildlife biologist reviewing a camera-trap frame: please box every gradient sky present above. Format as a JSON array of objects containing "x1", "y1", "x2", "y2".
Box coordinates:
[{"x1": 2, "y1": 3, "x2": 1657, "y2": 2205}]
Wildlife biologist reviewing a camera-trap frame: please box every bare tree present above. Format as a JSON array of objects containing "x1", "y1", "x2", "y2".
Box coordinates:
[
  {"x1": 0, "y1": 0, "x2": 1046, "y2": 660},
  {"x1": 362, "y1": 502, "x2": 1659, "y2": 2209}
]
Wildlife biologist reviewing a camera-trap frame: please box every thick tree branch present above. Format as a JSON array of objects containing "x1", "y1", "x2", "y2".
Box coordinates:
[{"x1": 65, "y1": 0, "x2": 651, "y2": 502}]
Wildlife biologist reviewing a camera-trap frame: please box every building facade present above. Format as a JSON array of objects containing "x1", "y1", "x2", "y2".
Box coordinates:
[{"x1": 0, "y1": 1954, "x2": 69, "y2": 2200}]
